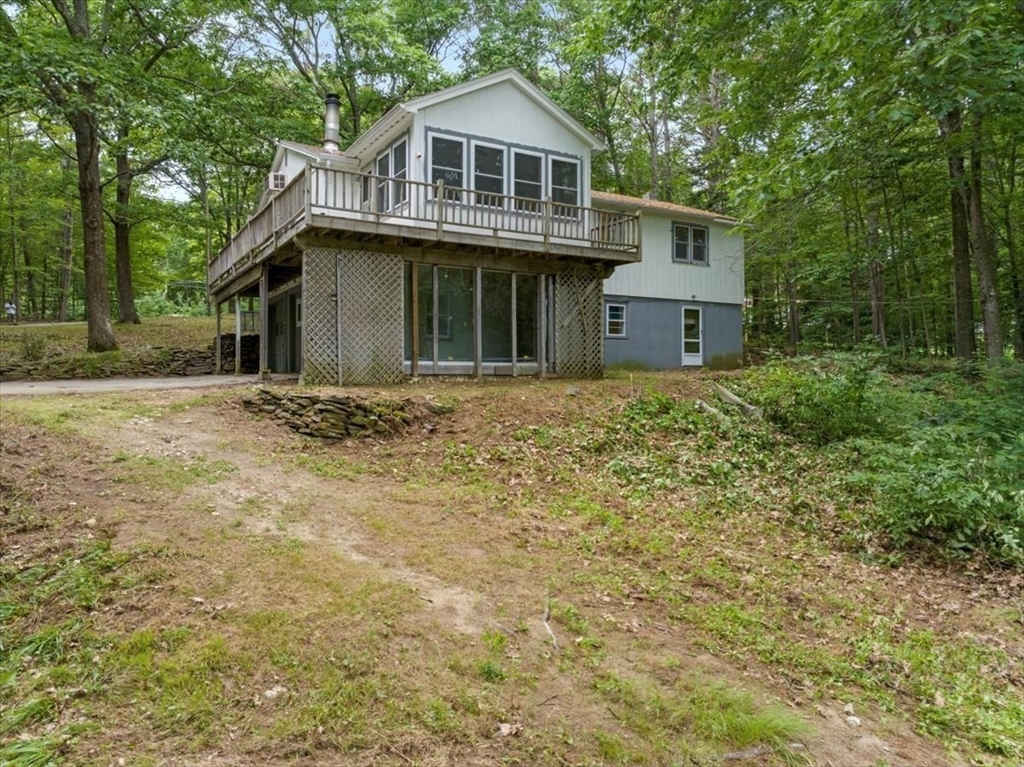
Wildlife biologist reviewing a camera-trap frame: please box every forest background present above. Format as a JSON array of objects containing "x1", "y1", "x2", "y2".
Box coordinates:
[{"x1": 1, "y1": 0, "x2": 1022, "y2": 359}]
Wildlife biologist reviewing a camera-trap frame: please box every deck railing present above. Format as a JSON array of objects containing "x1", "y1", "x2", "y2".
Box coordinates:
[{"x1": 210, "y1": 165, "x2": 640, "y2": 290}]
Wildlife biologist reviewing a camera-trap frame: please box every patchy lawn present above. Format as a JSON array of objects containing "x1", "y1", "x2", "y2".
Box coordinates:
[{"x1": 2, "y1": 372, "x2": 1020, "y2": 766}]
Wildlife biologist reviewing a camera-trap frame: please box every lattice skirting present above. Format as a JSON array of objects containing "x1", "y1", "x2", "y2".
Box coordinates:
[
  {"x1": 554, "y1": 266, "x2": 604, "y2": 378},
  {"x1": 301, "y1": 247, "x2": 404, "y2": 385},
  {"x1": 338, "y1": 250, "x2": 404, "y2": 384},
  {"x1": 302, "y1": 248, "x2": 340, "y2": 385}
]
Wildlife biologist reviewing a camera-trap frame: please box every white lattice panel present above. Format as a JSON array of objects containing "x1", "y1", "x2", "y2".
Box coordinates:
[
  {"x1": 302, "y1": 248, "x2": 340, "y2": 385},
  {"x1": 339, "y1": 250, "x2": 405, "y2": 384},
  {"x1": 555, "y1": 267, "x2": 604, "y2": 378}
]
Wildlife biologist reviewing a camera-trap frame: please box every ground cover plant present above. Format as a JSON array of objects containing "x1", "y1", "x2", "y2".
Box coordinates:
[
  {"x1": 0, "y1": 316, "x2": 222, "y2": 375},
  {"x1": 1, "y1": 362, "x2": 1021, "y2": 766}
]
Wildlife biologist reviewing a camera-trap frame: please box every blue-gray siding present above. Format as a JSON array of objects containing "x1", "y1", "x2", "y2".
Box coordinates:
[{"x1": 603, "y1": 296, "x2": 743, "y2": 370}]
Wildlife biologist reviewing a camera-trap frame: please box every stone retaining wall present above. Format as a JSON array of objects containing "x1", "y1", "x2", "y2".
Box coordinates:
[{"x1": 240, "y1": 387, "x2": 452, "y2": 440}]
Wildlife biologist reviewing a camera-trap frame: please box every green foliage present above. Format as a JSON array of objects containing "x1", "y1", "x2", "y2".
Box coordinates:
[
  {"x1": 135, "y1": 292, "x2": 209, "y2": 318},
  {"x1": 740, "y1": 354, "x2": 887, "y2": 445},
  {"x1": 850, "y1": 368, "x2": 1024, "y2": 565},
  {"x1": 18, "y1": 330, "x2": 47, "y2": 361}
]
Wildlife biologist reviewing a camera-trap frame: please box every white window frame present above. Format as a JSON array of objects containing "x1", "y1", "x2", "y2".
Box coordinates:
[
  {"x1": 512, "y1": 148, "x2": 545, "y2": 213},
  {"x1": 391, "y1": 138, "x2": 408, "y2": 207},
  {"x1": 470, "y1": 139, "x2": 506, "y2": 208},
  {"x1": 605, "y1": 302, "x2": 627, "y2": 338},
  {"x1": 672, "y1": 222, "x2": 710, "y2": 265},
  {"x1": 548, "y1": 155, "x2": 580, "y2": 216},
  {"x1": 428, "y1": 132, "x2": 467, "y2": 201}
]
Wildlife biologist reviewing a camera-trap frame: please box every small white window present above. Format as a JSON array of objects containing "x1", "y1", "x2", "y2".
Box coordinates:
[
  {"x1": 673, "y1": 222, "x2": 709, "y2": 264},
  {"x1": 606, "y1": 303, "x2": 626, "y2": 337}
]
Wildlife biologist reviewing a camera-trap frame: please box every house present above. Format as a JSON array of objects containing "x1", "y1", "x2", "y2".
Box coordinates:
[
  {"x1": 596, "y1": 193, "x2": 745, "y2": 370},
  {"x1": 208, "y1": 70, "x2": 743, "y2": 384}
]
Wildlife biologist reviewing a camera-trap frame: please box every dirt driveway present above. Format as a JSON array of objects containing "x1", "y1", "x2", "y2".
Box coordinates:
[
  {"x1": 0, "y1": 373, "x2": 263, "y2": 397},
  {"x1": 3, "y1": 380, "x2": 1014, "y2": 766}
]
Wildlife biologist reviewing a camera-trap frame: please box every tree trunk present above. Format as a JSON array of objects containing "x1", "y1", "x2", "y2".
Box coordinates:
[
  {"x1": 56, "y1": 156, "x2": 74, "y2": 321},
  {"x1": 71, "y1": 109, "x2": 117, "y2": 351},
  {"x1": 939, "y1": 109, "x2": 975, "y2": 359},
  {"x1": 965, "y1": 113, "x2": 1002, "y2": 359},
  {"x1": 21, "y1": 225, "x2": 37, "y2": 317},
  {"x1": 114, "y1": 129, "x2": 140, "y2": 324},
  {"x1": 785, "y1": 265, "x2": 800, "y2": 349},
  {"x1": 866, "y1": 210, "x2": 887, "y2": 347}
]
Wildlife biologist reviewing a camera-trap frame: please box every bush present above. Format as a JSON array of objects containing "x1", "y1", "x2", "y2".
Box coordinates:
[
  {"x1": 18, "y1": 331, "x2": 48, "y2": 361},
  {"x1": 136, "y1": 292, "x2": 208, "y2": 318},
  {"x1": 738, "y1": 353, "x2": 887, "y2": 445},
  {"x1": 850, "y1": 367, "x2": 1024, "y2": 566}
]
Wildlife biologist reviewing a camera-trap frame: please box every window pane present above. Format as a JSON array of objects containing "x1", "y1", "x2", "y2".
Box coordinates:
[
  {"x1": 482, "y1": 271, "x2": 512, "y2": 362},
  {"x1": 674, "y1": 241, "x2": 689, "y2": 262},
  {"x1": 417, "y1": 264, "x2": 432, "y2": 362},
  {"x1": 393, "y1": 140, "x2": 407, "y2": 175},
  {"x1": 475, "y1": 145, "x2": 503, "y2": 177},
  {"x1": 692, "y1": 227, "x2": 706, "y2": 245},
  {"x1": 551, "y1": 159, "x2": 578, "y2": 190},
  {"x1": 516, "y1": 274, "x2": 537, "y2": 361},
  {"x1": 551, "y1": 187, "x2": 577, "y2": 206},
  {"x1": 475, "y1": 175, "x2": 504, "y2": 194},
  {"x1": 376, "y1": 154, "x2": 389, "y2": 177},
  {"x1": 514, "y1": 153, "x2": 542, "y2": 183},
  {"x1": 436, "y1": 267, "x2": 474, "y2": 362},
  {"x1": 693, "y1": 244, "x2": 708, "y2": 264},
  {"x1": 514, "y1": 181, "x2": 542, "y2": 205},
  {"x1": 432, "y1": 137, "x2": 462, "y2": 170}
]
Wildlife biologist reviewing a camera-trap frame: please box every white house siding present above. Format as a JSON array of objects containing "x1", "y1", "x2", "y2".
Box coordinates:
[
  {"x1": 413, "y1": 81, "x2": 592, "y2": 205},
  {"x1": 603, "y1": 212, "x2": 744, "y2": 305}
]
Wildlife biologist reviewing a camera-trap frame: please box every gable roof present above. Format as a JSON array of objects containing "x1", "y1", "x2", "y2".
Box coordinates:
[
  {"x1": 591, "y1": 191, "x2": 739, "y2": 224},
  {"x1": 345, "y1": 69, "x2": 604, "y2": 161}
]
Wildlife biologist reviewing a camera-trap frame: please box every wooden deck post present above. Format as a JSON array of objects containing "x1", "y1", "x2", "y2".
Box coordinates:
[
  {"x1": 510, "y1": 274, "x2": 518, "y2": 378},
  {"x1": 259, "y1": 264, "x2": 270, "y2": 381},
  {"x1": 215, "y1": 300, "x2": 222, "y2": 373},
  {"x1": 538, "y1": 275, "x2": 547, "y2": 379},
  {"x1": 234, "y1": 295, "x2": 242, "y2": 375},
  {"x1": 543, "y1": 197, "x2": 552, "y2": 250},
  {"x1": 474, "y1": 266, "x2": 482, "y2": 379},
  {"x1": 436, "y1": 180, "x2": 445, "y2": 240},
  {"x1": 411, "y1": 265, "x2": 419, "y2": 378}
]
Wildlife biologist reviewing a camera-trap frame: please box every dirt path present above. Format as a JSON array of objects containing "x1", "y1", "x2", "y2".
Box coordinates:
[
  {"x1": 0, "y1": 373, "x2": 265, "y2": 396},
  {"x1": 2, "y1": 385, "x2": 975, "y2": 766}
]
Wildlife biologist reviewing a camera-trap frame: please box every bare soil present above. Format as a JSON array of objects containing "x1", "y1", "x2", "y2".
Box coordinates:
[{"x1": 2, "y1": 376, "x2": 1019, "y2": 766}]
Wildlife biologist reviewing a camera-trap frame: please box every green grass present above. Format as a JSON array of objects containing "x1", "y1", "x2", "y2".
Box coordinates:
[{"x1": 109, "y1": 452, "x2": 236, "y2": 491}]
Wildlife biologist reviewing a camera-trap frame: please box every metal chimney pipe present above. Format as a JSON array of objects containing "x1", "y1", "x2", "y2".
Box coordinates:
[{"x1": 323, "y1": 93, "x2": 340, "y2": 152}]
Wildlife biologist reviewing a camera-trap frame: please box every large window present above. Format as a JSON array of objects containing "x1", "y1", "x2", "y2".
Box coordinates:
[
  {"x1": 606, "y1": 303, "x2": 626, "y2": 337},
  {"x1": 513, "y1": 150, "x2": 543, "y2": 211},
  {"x1": 473, "y1": 143, "x2": 505, "y2": 207},
  {"x1": 550, "y1": 157, "x2": 579, "y2": 215},
  {"x1": 673, "y1": 223, "x2": 709, "y2": 265},
  {"x1": 431, "y1": 135, "x2": 465, "y2": 200}
]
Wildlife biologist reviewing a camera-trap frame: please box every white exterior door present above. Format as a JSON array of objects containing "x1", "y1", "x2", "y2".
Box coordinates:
[{"x1": 682, "y1": 306, "x2": 703, "y2": 366}]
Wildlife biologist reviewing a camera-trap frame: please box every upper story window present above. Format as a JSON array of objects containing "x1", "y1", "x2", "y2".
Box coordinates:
[
  {"x1": 673, "y1": 222, "x2": 709, "y2": 265},
  {"x1": 368, "y1": 137, "x2": 408, "y2": 211},
  {"x1": 550, "y1": 157, "x2": 579, "y2": 215},
  {"x1": 473, "y1": 143, "x2": 505, "y2": 207},
  {"x1": 426, "y1": 131, "x2": 582, "y2": 212},
  {"x1": 430, "y1": 135, "x2": 465, "y2": 200},
  {"x1": 513, "y1": 150, "x2": 543, "y2": 212}
]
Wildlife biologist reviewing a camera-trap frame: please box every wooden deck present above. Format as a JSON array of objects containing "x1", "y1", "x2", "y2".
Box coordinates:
[{"x1": 209, "y1": 166, "x2": 641, "y2": 298}]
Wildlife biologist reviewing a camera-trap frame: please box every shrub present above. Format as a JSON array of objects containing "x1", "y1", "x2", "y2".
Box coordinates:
[
  {"x1": 738, "y1": 353, "x2": 887, "y2": 445},
  {"x1": 136, "y1": 292, "x2": 208, "y2": 318},
  {"x1": 18, "y1": 331, "x2": 48, "y2": 361}
]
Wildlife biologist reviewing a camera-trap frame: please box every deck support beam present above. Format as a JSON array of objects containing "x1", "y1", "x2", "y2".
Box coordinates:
[
  {"x1": 215, "y1": 300, "x2": 222, "y2": 373},
  {"x1": 234, "y1": 296, "x2": 242, "y2": 375},
  {"x1": 474, "y1": 266, "x2": 482, "y2": 379},
  {"x1": 259, "y1": 264, "x2": 271, "y2": 381}
]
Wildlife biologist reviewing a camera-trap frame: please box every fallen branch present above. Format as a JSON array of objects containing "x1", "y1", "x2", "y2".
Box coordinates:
[
  {"x1": 542, "y1": 601, "x2": 560, "y2": 652},
  {"x1": 695, "y1": 398, "x2": 727, "y2": 420},
  {"x1": 712, "y1": 383, "x2": 763, "y2": 420}
]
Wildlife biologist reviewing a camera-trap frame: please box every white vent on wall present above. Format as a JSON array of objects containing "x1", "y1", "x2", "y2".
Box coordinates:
[{"x1": 267, "y1": 172, "x2": 287, "y2": 191}]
